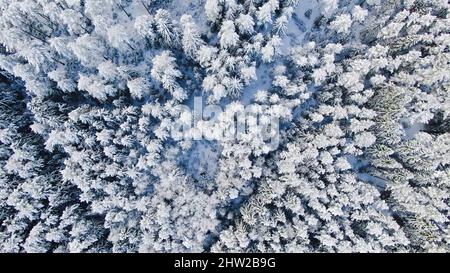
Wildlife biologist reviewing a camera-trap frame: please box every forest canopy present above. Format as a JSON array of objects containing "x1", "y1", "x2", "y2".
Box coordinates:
[{"x1": 0, "y1": 0, "x2": 448, "y2": 253}]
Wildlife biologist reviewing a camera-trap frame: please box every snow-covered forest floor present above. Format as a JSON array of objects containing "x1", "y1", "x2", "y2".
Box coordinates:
[{"x1": 0, "y1": 0, "x2": 449, "y2": 253}]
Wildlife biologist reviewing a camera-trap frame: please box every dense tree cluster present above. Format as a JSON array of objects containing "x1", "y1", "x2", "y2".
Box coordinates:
[{"x1": 0, "y1": 0, "x2": 448, "y2": 252}]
